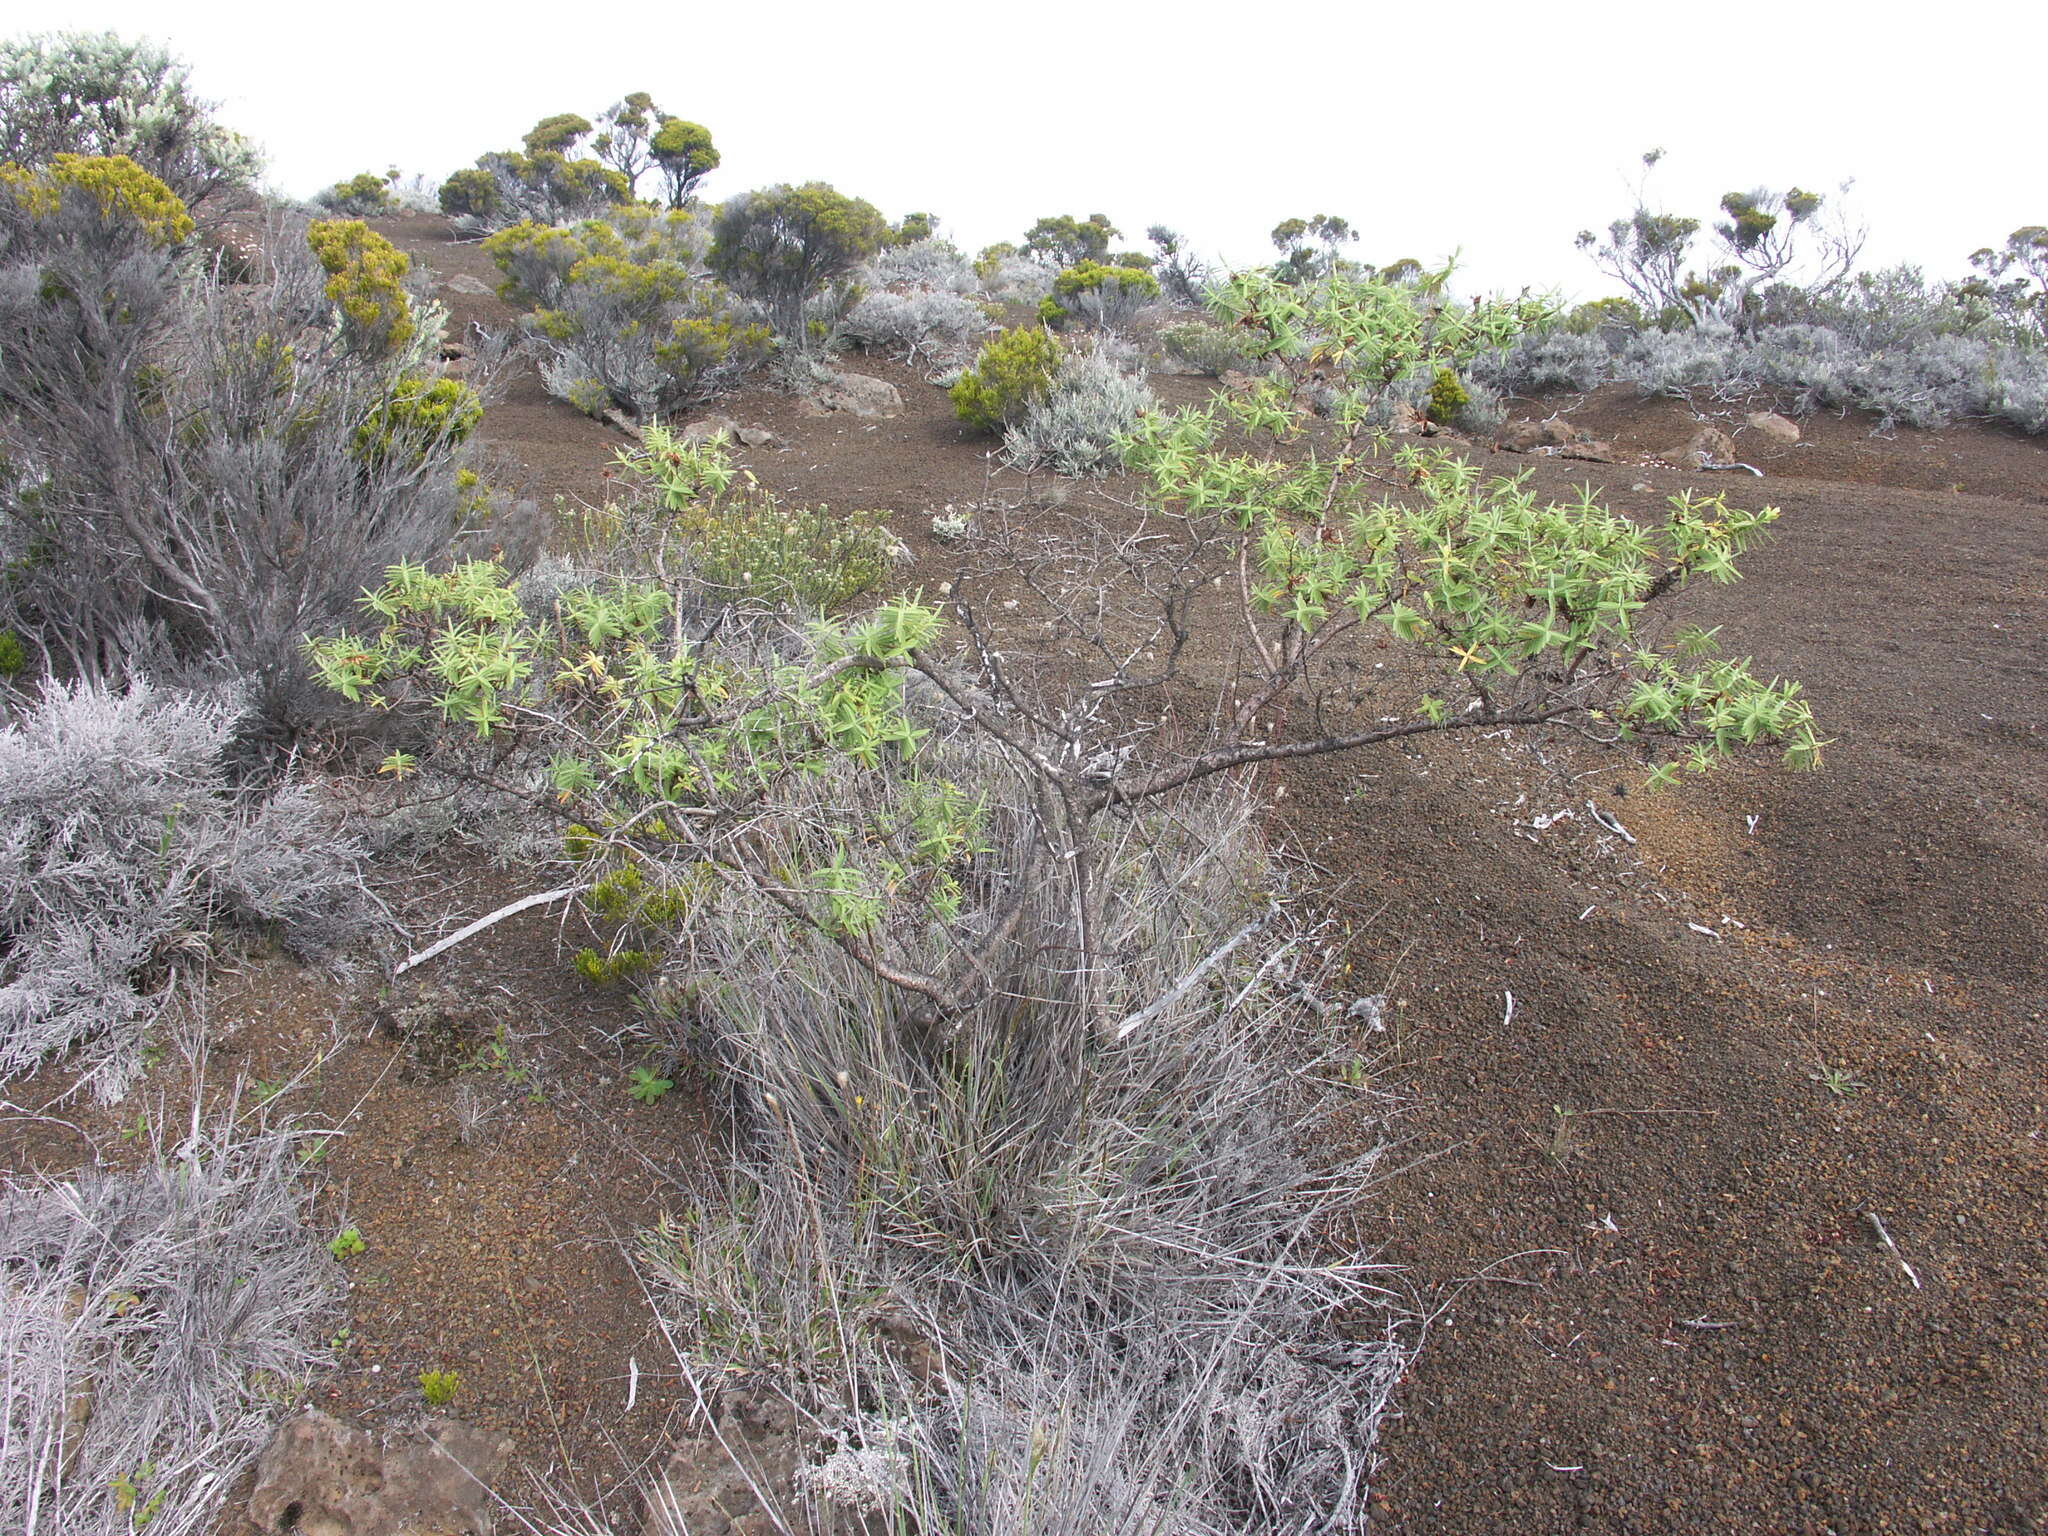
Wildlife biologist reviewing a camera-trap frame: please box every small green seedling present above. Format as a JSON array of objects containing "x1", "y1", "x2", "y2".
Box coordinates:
[
  {"x1": 328, "y1": 1227, "x2": 366, "y2": 1260},
  {"x1": 418, "y1": 1368, "x2": 461, "y2": 1407},
  {"x1": 1810, "y1": 1062, "x2": 1867, "y2": 1096},
  {"x1": 627, "y1": 1065, "x2": 673, "y2": 1104}
]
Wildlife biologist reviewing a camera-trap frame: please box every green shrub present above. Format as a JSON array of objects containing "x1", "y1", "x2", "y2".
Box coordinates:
[
  {"x1": 437, "y1": 167, "x2": 498, "y2": 222},
  {"x1": 317, "y1": 172, "x2": 393, "y2": 217},
  {"x1": 1159, "y1": 320, "x2": 1257, "y2": 375},
  {"x1": 613, "y1": 423, "x2": 898, "y2": 609},
  {"x1": 0, "y1": 153, "x2": 193, "y2": 248},
  {"x1": 708, "y1": 182, "x2": 890, "y2": 344},
  {"x1": 354, "y1": 376, "x2": 483, "y2": 465},
  {"x1": 0, "y1": 630, "x2": 26, "y2": 678},
  {"x1": 1426, "y1": 366, "x2": 1469, "y2": 424},
  {"x1": 1038, "y1": 259, "x2": 1162, "y2": 331},
  {"x1": 485, "y1": 215, "x2": 769, "y2": 418},
  {"x1": 950, "y1": 325, "x2": 1062, "y2": 432},
  {"x1": 306, "y1": 218, "x2": 413, "y2": 358}
]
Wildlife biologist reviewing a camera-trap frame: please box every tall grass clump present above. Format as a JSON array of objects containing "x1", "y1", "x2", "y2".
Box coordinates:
[
  {"x1": 618, "y1": 712, "x2": 1406, "y2": 1532},
  {"x1": 0, "y1": 1120, "x2": 337, "y2": 1536}
]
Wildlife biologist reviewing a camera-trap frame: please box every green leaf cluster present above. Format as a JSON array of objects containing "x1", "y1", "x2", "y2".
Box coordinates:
[
  {"x1": 950, "y1": 326, "x2": 1062, "y2": 432},
  {"x1": 307, "y1": 218, "x2": 414, "y2": 358}
]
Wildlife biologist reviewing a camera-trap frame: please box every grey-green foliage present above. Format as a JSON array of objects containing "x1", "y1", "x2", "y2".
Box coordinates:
[
  {"x1": 1003, "y1": 340, "x2": 1154, "y2": 475},
  {"x1": 0, "y1": 31, "x2": 260, "y2": 214},
  {"x1": 0, "y1": 1120, "x2": 337, "y2": 1536},
  {"x1": 0, "y1": 680, "x2": 364, "y2": 1096}
]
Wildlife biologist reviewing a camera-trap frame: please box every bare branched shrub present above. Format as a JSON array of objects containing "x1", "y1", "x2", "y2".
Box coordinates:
[
  {"x1": 1003, "y1": 340, "x2": 1154, "y2": 476},
  {"x1": 0, "y1": 680, "x2": 364, "y2": 1095},
  {"x1": 0, "y1": 1120, "x2": 338, "y2": 1535}
]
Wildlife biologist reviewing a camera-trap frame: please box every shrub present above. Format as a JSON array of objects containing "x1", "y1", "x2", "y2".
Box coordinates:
[
  {"x1": 0, "y1": 192, "x2": 485, "y2": 723},
  {"x1": 949, "y1": 325, "x2": 1062, "y2": 432},
  {"x1": 1426, "y1": 366, "x2": 1469, "y2": 424},
  {"x1": 0, "y1": 1120, "x2": 337, "y2": 1535},
  {"x1": 867, "y1": 236, "x2": 978, "y2": 295},
  {"x1": 0, "y1": 152, "x2": 193, "y2": 249},
  {"x1": 1037, "y1": 258, "x2": 1161, "y2": 331},
  {"x1": 485, "y1": 215, "x2": 769, "y2": 418},
  {"x1": 612, "y1": 423, "x2": 898, "y2": 609},
  {"x1": 1003, "y1": 339, "x2": 1154, "y2": 475},
  {"x1": 353, "y1": 375, "x2": 484, "y2": 464},
  {"x1": 0, "y1": 680, "x2": 365, "y2": 1095},
  {"x1": 0, "y1": 31, "x2": 260, "y2": 216},
  {"x1": 1147, "y1": 223, "x2": 1212, "y2": 306},
  {"x1": 1159, "y1": 319, "x2": 1259, "y2": 375},
  {"x1": 709, "y1": 182, "x2": 889, "y2": 346},
  {"x1": 842, "y1": 286, "x2": 988, "y2": 365},
  {"x1": 306, "y1": 217, "x2": 413, "y2": 358},
  {"x1": 315, "y1": 171, "x2": 393, "y2": 217}
]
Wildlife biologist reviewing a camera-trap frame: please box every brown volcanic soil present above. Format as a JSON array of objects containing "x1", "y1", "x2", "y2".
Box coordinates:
[{"x1": 9, "y1": 215, "x2": 2041, "y2": 1533}]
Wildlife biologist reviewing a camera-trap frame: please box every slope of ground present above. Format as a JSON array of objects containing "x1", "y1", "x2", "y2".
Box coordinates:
[{"x1": 7, "y1": 216, "x2": 2039, "y2": 1533}]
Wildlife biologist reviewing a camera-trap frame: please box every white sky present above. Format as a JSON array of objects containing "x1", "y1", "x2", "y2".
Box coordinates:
[{"x1": 10, "y1": 0, "x2": 2044, "y2": 300}]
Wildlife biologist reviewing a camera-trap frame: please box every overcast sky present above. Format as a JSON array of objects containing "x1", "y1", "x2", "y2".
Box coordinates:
[{"x1": 10, "y1": 0, "x2": 2042, "y2": 299}]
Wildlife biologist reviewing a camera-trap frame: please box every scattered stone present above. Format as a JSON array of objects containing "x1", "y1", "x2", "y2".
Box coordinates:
[
  {"x1": 681, "y1": 416, "x2": 781, "y2": 449},
  {"x1": 442, "y1": 273, "x2": 493, "y2": 296},
  {"x1": 801, "y1": 370, "x2": 903, "y2": 419},
  {"x1": 1390, "y1": 401, "x2": 1426, "y2": 435},
  {"x1": 245, "y1": 1409, "x2": 512, "y2": 1536},
  {"x1": 1495, "y1": 417, "x2": 1579, "y2": 453},
  {"x1": 602, "y1": 407, "x2": 643, "y2": 441},
  {"x1": 1745, "y1": 410, "x2": 1801, "y2": 445},
  {"x1": 1560, "y1": 440, "x2": 1618, "y2": 463},
  {"x1": 1665, "y1": 425, "x2": 1737, "y2": 467}
]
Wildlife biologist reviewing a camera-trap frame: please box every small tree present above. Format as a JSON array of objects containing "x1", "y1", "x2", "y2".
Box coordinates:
[
  {"x1": 0, "y1": 31, "x2": 260, "y2": 216},
  {"x1": 592, "y1": 92, "x2": 664, "y2": 195},
  {"x1": 708, "y1": 181, "x2": 888, "y2": 345},
  {"x1": 1962, "y1": 225, "x2": 2048, "y2": 345},
  {"x1": 1270, "y1": 213, "x2": 1356, "y2": 283},
  {"x1": 1147, "y1": 223, "x2": 1210, "y2": 306},
  {"x1": 649, "y1": 118, "x2": 718, "y2": 208},
  {"x1": 522, "y1": 112, "x2": 592, "y2": 156},
  {"x1": 1577, "y1": 150, "x2": 1864, "y2": 329},
  {"x1": 1023, "y1": 212, "x2": 1119, "y2": 267}
]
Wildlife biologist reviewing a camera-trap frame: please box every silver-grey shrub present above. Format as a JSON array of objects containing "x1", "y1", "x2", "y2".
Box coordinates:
[
  {"x1": 843, "y1": 287, "x2": 989, "y2": 366},
  {"x1": 1003, "y1": 340, "x2": 1154, "y2": 475},
  {"x1": 866, "y1": 237, "x2": 979, "y2": 295},
  {"x1": 0, "y1": 1121, "x2": 336, "y2": 1535},
  {"x1": 0, "y1": 196, "x2": 483, "y2": 724},
  {"x1": 0, "y1": 680, "x2": 364, "y2": 1096}
]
